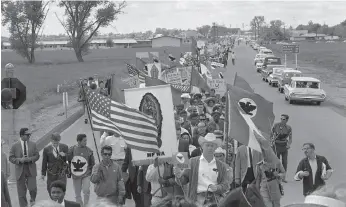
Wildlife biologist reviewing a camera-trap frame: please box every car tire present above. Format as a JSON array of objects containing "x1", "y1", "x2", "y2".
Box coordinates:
[
  {"x1": 280, "y1": 88, "x2": 284, "y2": 93},
  {"x1": 269, "y1": 81, "x2": 272, "y2": 85},
  {"x1": 262, "y1": 78, "x2": 265, "y2": 81},
  {"x1": 316, "y1": 102, "x2": 321, "y2": 106},
  {"x1": 265, "y1": 79, "x2": 268, "y2": 82},
  {"x1": 285, "y1": 96, "x2": 288, "y2": 101},
  {"x1": 289, "y1": 98, "x2": 294, "y2": 104}
]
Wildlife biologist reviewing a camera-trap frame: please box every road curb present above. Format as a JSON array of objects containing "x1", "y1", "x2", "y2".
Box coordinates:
[{"x1": 36, "y1": 107, "x2": 84, "y2": 151}]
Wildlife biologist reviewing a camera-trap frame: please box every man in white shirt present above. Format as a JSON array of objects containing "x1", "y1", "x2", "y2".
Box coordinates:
[
  {"x1": 173, "y1": 133, "x2": 230, "y2": 205},
  {"x1": 100, "y1": 132, "x2": 127, "y2": 167},
  {"x1": 231, "y1": 52, "x2": 236, "y2": 65}
]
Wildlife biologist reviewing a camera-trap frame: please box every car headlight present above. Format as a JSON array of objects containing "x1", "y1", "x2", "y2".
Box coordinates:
[{"x1": 321, "y1": 94, "x2": 326, "y2": 98}]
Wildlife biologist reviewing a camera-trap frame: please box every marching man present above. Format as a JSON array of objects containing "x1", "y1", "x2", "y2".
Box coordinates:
[{"x1": 67, "y1": 134, "x2": 95, "y2": 207}]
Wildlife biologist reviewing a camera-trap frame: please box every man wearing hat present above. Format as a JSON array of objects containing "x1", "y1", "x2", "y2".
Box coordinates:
[
  {"x1": 173, "y1": 133, "x2": 230, "y2": 206},
  {"x1": 181, "y1": 93, "x2": 191, "y2": 111}
]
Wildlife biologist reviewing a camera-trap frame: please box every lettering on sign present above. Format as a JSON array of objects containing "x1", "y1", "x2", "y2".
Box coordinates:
[
  {"x1": 147, "y1": 151, "x2": 166, "y2": 158},
  {"x1": 211, "y1": 62, "x2": 224, "y2": 68},
  {"x1": 165, "y1": 69, "x2": 182, "y2": 84},
  {"x1": 282, "y1": 45, "x2": 300, "y2": 54},
  {"x1": 207, "y1": 79, "x2": 226, "y2": 95}
]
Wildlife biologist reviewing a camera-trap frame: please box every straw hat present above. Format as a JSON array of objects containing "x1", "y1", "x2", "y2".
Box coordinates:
[
  {"x1": 181, "y1": 93, "x2": 191, "y2": 99},
  {"x1": 205, "y1": 97, "x2": 217, "y2": 104},
  {"x1": 198, "y1": 133, "x2": 222, "y2": 147},
  {"x1": 214, "y1": 147, "x2": 226, "y2": 156}
]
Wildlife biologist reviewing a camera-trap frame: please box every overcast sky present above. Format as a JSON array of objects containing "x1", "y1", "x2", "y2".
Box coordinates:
[{"x1": 1, "y1": 1, "x2": 346, "y2": 37}]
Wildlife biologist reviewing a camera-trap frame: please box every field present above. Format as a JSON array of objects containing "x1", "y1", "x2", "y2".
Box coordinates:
[
  {"x1": 266, "y1": 42, "x2": 346, "y2": 110},
  {"x1": 1, "y1": 46, "x2": 191, "y2": 110}
]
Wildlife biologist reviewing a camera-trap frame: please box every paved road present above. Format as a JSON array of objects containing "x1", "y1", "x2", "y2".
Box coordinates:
[
  {"x1": 8, "y1": 116, "x2": 136, "y2": 207},
  {"x1": 221, "y1": 43, "x2": 346, "y2": 205},
  {"x1": 8, "y1": 43, "x2": 346, "y2": 207}
]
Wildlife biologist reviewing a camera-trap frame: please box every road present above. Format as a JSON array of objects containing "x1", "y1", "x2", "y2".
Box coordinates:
[
  {"x1": 221, "y1": 42, "x2": 346, "y2": 205},
  {"x1": 7, "y1": 43, "x2": 346, "y2": 207},
  {"x1": 8, "y1": 116, "x2": 136, "y2": 207}
]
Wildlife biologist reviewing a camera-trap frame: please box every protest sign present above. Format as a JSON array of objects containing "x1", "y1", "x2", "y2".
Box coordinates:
[
  {"x1": 121, "y1": 76, "x2": 140, "y2": 88},
  {"x1": 172, "y1": 152, "x2": 190, "y2": 169},
  {"x1": 165, "y1": 68, "x2": 182, "y2": 85},
  {"x1": 207, "y1": 78, "x2": 226, "y2": 95},
  {"x1": 124, "y1": 85, "x2": 177, "y2": 165},
  {"x1": 211, "y1": 61, "x2": 224, "y2": 68}
]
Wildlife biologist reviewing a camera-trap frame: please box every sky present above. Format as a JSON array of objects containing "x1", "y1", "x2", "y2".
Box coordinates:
[{"x1": 1, "y1": 0, "x2": 346, "y2": 37}]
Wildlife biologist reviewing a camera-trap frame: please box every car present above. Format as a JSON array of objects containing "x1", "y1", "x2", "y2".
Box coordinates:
[
  {"x1": 261, "y1": 65, "x2": 285, "y2": 82},
  {"x1": 256, "y1": 62, "x2": 264, "y2": 72},
  {"x1": 267, "y1": 67, "x2": 290, "y2": 87},
  {"x1": 278, "y1": 70, "x2": 303, "y2": 93},
  {"x1": 259, "y1": 49, "x2": 273, "y2": 55},
  {"x1": 254, "y1": 54, "x2": 270, "y2": 65},
  {"x1": 283, "y1": 77, "x2": 326, "y2": 105}
]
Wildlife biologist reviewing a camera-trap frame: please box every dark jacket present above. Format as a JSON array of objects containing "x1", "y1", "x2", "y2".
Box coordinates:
[
  {"x1": 122, "y1": 148, "x2": 138, "y2": 183},
  {"x1": 295, "y1": 155, "x2": 332, "y2": 196},
  {"x1": 41, "y1": 143, "x2": 69, "y2": 176},
  {"x1": 137, "y1": 165, "x2": 151, "y2": 194}
]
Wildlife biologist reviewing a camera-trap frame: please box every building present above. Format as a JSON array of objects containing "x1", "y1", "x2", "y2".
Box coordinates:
[
  {"x1": 290, "y1": 33, "x2": 327, "y2": 41},
  {"x1": 132, "y1": 40, "x2": 152, "y2": 48},
  {"x1": 89, "y1": 39, "x2": 137, "y2": 48},
  {"x1": 151, "y1": 36, "x2": 182, "y2": 48},
  {"x1": 289, "y1": 30, "x2": 309, "y2": 37}
]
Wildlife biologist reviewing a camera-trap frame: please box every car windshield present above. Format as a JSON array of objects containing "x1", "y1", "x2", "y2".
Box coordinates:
[
  {"x1": 273, "y1": 69, "x2": 284, "y2": 75},
  {"x1": 285, "y1": 72, "x2": 301, "y2": 78},
  {"x1": 296, "y1": 81, "x2": 320, "y2": 89},
  {"x1": 264, "y1": 51, "x2": 273, "y2": 54}
]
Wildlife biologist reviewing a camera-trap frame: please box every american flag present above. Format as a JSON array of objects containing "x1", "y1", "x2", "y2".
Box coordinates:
[
  {"x1": 86, "y1": 88, "x2": 160, "y2": 152},
  {"x1": 126, "y1": 63, "x2": 146, "y2": 84}
]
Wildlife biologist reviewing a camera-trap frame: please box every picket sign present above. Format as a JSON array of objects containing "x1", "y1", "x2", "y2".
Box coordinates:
[
  {"x1": 211, "y1": 61, "x2": 224, "y2": 68},
  {"x1": 62, "y1": 92, "x2": 68, "y2": 119},
  {"x1": 121, "y1": 76, "x2": 140, "y2": 88},
  {"x1": 207, "y1": 79, "x2": 226, "y2": 95},
  {"x1": 165, "y1": 68, "x2": 182, "y2": 85}
]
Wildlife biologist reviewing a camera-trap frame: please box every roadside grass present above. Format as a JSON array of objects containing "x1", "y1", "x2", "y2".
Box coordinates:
[{"x1": 1, "y1": 46, "x2": 191, "y2": 112}]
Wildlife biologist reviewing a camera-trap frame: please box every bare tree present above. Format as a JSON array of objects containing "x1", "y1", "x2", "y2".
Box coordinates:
[
  {"x1": 250, "y1": 16, "x2": 265, "y2": 41},
  {"x1": 1, "y1": 1, "x2": 50, "y2": 63},
  {"x1": 57, "y1": 1, "x2": 126, "y2": 62}
]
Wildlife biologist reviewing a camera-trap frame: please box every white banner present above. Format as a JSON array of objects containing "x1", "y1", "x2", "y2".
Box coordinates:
[
  {"x1": 207, "y1": 79, "x2": 226, "y2": 95},
  {"x1": 124, "y1": 85, "x2": 177, "y2": 165}
]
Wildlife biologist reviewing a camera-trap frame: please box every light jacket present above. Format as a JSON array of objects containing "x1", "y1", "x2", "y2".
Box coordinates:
[{"x1": 90, "y1": 161, "x2": 125, "y2": 197}]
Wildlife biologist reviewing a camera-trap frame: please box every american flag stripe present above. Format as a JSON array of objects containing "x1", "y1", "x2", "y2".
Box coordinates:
[
  {"x1": 171, "y1": 84, "x2": 191, "y2": 92},
  {"x1": 86, "y1": 89, "x2": 159, "y2": 152}
]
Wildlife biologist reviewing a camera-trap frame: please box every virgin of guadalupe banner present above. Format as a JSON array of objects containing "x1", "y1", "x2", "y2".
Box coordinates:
[
  {"x1": 124, "y1": 85, "x2": 178, "y2": 165},
  {"x1": 147, "y1": 63, "x2": 162, "y2": 79},
  {"x1": 121, "y1": 76, "x2": 140, "y2": 88}
]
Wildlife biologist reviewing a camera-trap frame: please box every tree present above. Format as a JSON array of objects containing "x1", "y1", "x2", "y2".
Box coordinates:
[
  {"x1": 57, "y1": 1, "x2": 126, "y2": 62},
  {"x1": 250, "y1": 16, "x2": 265, "y2": 40},
  {"x1": 106, "y1": 38, "x2": 113, "y2": 48},
  {"x1": 196, "y1": 25, "x2": 211, "y2": 37},
  {"x1": 1, "y1": 1, "x2": 50, "y2": 63}
]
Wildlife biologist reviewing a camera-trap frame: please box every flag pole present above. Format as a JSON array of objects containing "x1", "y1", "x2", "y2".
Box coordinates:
[{"x1": 81, "y1": 84, "x2": 101, "y2": 162}]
